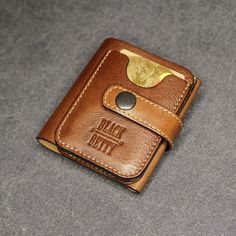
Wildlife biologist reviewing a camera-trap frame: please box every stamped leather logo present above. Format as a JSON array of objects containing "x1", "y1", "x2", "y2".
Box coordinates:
[{"x1": 87, "y1": 118, "x2": 126, "y2": 155}]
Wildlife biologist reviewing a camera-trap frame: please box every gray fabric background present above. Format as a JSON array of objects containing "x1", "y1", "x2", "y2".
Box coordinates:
[{"x1": 0, "y1": 0, "x2": 235, "y2": 235}]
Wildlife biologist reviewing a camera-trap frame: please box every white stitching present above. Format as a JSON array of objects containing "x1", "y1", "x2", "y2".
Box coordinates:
[{"x1": 172, "y1": 82, "x2": 191, "y2": 112}]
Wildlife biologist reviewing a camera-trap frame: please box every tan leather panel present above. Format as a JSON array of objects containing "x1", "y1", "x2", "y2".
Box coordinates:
[
  {"x1": 103, "y1": 85, "x2": 183, "y2": 148},
  {"x1": 54, "y1": 50, "x2": 192, "y2": 179}
]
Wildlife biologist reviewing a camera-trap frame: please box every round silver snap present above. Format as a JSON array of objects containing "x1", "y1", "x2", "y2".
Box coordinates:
[{"x1": 115, "y1": 91, "x2": 136, "y2": 110}]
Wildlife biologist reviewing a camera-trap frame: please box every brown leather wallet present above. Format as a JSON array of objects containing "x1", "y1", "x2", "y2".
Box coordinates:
[{"x1": 37, "y1": 38, "x2": 201, "y2": 192}]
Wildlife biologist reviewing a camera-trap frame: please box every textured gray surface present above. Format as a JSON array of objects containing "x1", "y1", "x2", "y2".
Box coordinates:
[{"x1": 0, "y1": 0, "x2": 235, "y2": 235}]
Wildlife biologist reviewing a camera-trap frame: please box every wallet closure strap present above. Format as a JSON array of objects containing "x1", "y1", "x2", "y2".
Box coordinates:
[{"x1": 103, "y1": 86, "x2": 183, "y2": 148}]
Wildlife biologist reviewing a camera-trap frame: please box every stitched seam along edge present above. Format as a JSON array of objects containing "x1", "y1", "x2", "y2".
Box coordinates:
[{"x1": 56, "y1": 50, "x2": 190, "y2": 177}]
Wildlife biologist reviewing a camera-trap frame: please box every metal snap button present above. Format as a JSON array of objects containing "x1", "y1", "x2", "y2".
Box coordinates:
[{"x1": 115, "y1": 91, "x2": 136, "y2": 110}]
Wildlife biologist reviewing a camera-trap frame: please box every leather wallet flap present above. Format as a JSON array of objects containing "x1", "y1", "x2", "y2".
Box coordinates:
[{"x1": 54, "y1": 49, "x2": 193, "y2": 180}]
